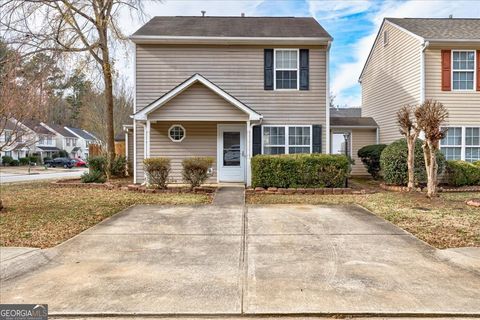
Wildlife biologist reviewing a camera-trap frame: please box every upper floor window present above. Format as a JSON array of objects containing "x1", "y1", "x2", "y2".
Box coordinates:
[
  {"x1": 274, "y1": 49, "x2": 298, "y2": 90},
  {"x1": 4, "y1": 131, "x2": 12, "y2": 143},
  {"x1": 452, "y1": 51, "x2": 475, "y2": 91}
]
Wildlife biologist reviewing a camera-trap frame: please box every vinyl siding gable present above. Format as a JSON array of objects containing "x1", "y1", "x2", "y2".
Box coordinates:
[{"x1": 361, "y1": 21, "x2": 422, "y2": 144}]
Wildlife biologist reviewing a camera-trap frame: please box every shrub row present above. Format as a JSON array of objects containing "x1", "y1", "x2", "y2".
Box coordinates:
[
  {"x1": 144, "y1": 156, "x2": 214, "y2": 189},
  {"x1": 446, "y1": 161, "x2": 480, "y2": 186},
  {"x1": 251, "y1": 154, "x2": 350, "y2": 188},
  {"x1": 81, "y1": 155, "x2": 127, "y2": 183},
  {"x1": 357, "y1": 144, "x2": 387, "y2": 180}
]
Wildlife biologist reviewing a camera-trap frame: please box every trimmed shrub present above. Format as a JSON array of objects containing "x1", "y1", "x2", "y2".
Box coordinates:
[
  {"x1": 111, "y1": 155, "x2": 127, "y2": 177},
  {"x1": 29, "y1": 155, "x2": 39, "y2": 165},
  {"x1": 251, "y1": 154, "x2": 350, "y2": 188},
  {"x1": 10, "y1": 159, "x2": 19, "y2": 166},
  {"x1": 445, "y1": 161, "x2": 480, "y2": 186},
  {"x1": 473, "y1": 161, "x2": 480, "y2": 167},
  {"x1": 144, "y1": 157, "x2": 171, "y2": 189},
  {"x1": 1, "y1": 156, "x2": 13, "y2": 165},
  {"x1": 80, "y1": 170, "x2": 107, "y2": 183},
  {"x1": 357, "y1": 144, "x2": 387, "y2": 179},
  {"x1": 88, "y1": 156, "x2": 107, "y2": 173},
  {"x1": 19, "y1": 157, "x2": 30, "y2": 165},
  {"x1": 380, "y1": 139, "x2": 445, "y2": 186},
  {"x1": 182, "y1": 157, "x2": 214, "y2": 188}
]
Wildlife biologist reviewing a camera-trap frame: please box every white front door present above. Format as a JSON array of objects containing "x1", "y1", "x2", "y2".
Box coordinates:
[{"x1": 217, "y1": 124, "x2": 246, "y2": 183}]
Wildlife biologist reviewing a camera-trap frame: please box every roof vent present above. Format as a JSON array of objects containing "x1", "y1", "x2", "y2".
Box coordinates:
[
  {"x1": 241, "y1": 13, "x2": 245, "y2": 17},
  {"x1": 449, "y1": 14, "x2": 453, "y2": 19},
  {"x1": 201, "y1": 10, "x2": 206, "y2": 17}
]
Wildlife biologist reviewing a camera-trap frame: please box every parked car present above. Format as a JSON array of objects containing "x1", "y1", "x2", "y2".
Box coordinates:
[
  {"x1": 44, "y1": 157, "x2": 75, "y2": 168},
  {"x1": 72, "y1": 159, "x2": 88, "y2": 167}
]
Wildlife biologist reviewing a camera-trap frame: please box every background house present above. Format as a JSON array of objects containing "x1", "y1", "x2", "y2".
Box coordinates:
[
  {"x1": 360, "y1": 18, "x2": 480, "y2": 162},
  {"x1": 41, "y1": 123, "x2": 81, "y2": 158},
  {"x1": 65, "y1": 127, "x2": 98, "y2": 159}
]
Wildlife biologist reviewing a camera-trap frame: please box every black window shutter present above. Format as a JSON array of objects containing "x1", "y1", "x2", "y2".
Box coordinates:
[
  {"x1": 264, "y1": 49, "x2": 274, "y2": 90},
  {"x1": 252, "y1": 125, "x2": 262, "y2": 156},
  {"x1": 312, "y1": 124, "x2": 322, "y2": 153},
  {"x1": 299, "y1": 49, "x2": 309, "y2": 90}
]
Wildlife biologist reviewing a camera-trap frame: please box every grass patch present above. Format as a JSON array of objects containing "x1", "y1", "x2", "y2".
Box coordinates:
[
  {"x1": 0, "y1": 182, "x2": 210, "y2": 248},
  {"x1": 248, "y1": 191, "x2": 480, "y2": 249}
]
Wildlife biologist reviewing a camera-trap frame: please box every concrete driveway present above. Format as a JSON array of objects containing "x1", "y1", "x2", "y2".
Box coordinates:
[{"x1": 1, "y1": 204, "x2": 479, "y2": 316}]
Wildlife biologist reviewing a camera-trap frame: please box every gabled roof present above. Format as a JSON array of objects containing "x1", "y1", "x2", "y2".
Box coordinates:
[
  {"x1": 131, "y1": 16, "x2": 332, "y2": 44},
  {"x1": 133, "y1": 73, "x2": 262, "y2": 121},
  {"x1": 330, "y1": 117, "x2": 378, "y2": 128},
  {"x1": 65, "y1": 127, "x2": 97, "y2": 140},
  {"x1": 43, "y1": 123, "x2": 77, "y2": 138},
  {"x1": 386, "y1": 18, "x2": 480, "y2": 41},
  {"x1": 22, "y1": 120, "x2": 54, "y2": 135}
]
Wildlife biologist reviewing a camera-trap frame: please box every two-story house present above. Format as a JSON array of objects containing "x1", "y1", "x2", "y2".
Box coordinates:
[
  {"x1": 41, "y1": 123, "x2": 81, "y2": 158},
  {"x1": 0, "y1": 119, "x2": 32, "y2": 161},
  {"x1": 65, "y1": 126, "x2": 98, "y2": 159},
  {"x1": 21, "y1": 120, "x2": 59, "y2": 160},
  {"x1": 130, "y1": 16, "x2": 332, "y2": 185},
  {"x1": 360, "y1": 18, "x2": 480, "y2": 162}
]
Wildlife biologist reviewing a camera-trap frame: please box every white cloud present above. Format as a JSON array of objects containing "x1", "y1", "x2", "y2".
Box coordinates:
[
  {"x1": 327, "y1": 0, "x2": 480, "y2": 107},
  {"x1": 308, "y1": 0, "x2": 373, "y2": 20}
]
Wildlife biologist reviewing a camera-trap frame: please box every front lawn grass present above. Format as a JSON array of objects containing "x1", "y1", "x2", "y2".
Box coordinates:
[
  {"x1": 0, "y1": 182, "x2": 210, "y2": 248},
  {"x1": 247, "y1": 191, "x2": 480, "y2": 249}
]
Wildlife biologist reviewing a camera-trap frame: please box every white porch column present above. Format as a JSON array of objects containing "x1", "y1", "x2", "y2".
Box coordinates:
[
  {"x1": 146, "y1": 120, "x2": 151, "y2": 158},
  {"x1": 246, "y1": 120, "x2": 252, "y2": 187}
]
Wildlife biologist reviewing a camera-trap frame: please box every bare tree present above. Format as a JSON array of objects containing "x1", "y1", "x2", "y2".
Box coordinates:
[
  {"x1": 1, "y1": 0, "x2": 149, "y2": 177},
  {"x1": 414, "y1": 100, "x2": 449, "y2": 198},
  {"x1": 397, "y1": 105, "x2": 421, "y2": 191},
  {"x1": 0, "y1": 44, "x2": 43, "y2": 152}
]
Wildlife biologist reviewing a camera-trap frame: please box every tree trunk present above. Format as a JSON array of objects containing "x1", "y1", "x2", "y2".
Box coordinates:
[
  {"x1": 407, "y1": 137, "x2": 415, "y2": 191},
  {"x1": 98, "y1": 27, "x2": 115, "y2": 178},
  {"x1": 424, "y1": 141, "x2": 438, "y2": 198}
]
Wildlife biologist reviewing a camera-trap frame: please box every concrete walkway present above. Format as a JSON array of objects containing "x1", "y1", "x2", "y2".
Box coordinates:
[
  {"x1": 213, "y1": 186, "x2": 245, "y2": 206},
  {"x1": 1, "y1": 204, "x2": 479, "y2": 316}
]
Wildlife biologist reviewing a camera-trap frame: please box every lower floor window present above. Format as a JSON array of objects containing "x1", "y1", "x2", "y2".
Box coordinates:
[
  {"x1": 263, "y1": 125, "x2": 311, "y2": 155},
  {"x1": 440, "y1": 126, "x2": 480, "y2": 162}
]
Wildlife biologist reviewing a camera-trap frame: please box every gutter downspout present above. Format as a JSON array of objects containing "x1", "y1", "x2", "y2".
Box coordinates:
[
  {"x1": 325, "y1": 40, "x2": 332, "y2": 154},
  {"x1": 420, "y1": 41, "x2": 430, "y2": 103}
]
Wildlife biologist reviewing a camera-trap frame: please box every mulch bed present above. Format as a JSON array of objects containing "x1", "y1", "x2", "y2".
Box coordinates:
[
  {"x1": 380, "y1": 183, "x2": 480, "y2": 193},
  {"x1": 52, "y1": 179, "x2": 216, "y2": 194},
  {"x1": 246, "y1": 187, "x2": 369, "y2": 195}
]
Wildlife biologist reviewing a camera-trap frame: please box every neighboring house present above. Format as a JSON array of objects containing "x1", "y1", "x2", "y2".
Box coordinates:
[
  {"x1": 329, "y1": 108, "x2": 378, "y2": 176},
  {"x1": 41, "y1": 123, "x2": 81, "y2": 158},
  {"x1": 65, "y1": 127, "x2": 98, "y2": 159},
  {"x1": 130, "y1": 16, "x2": 332, "y2": 185},
  {"x1": 0, "y1": 119, "x2": 33, "y2": 161},
  {"x1": 21, "y1": 120, "x2": 60, "y2": 160},
  {"x1": 360, "y1": 18, "x2": 480, "y2": 162}
]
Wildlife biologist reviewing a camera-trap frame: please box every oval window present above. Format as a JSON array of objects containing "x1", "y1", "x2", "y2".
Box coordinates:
[{"x1": 168, "y1": 125, "x2": 185, "y2": 142}]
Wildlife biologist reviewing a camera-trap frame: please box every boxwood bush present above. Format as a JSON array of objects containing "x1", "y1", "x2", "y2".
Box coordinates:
[
  {"x1": 144, "y1": 157, "x2": 171, "y2": 189},
  {"x1": 380, "y1": 138, "x2": 445, "y2": 186},
  {"x1": 251, "y1": 154, "x2": 350, "y2": 188},
  {"x1": 357, "y1": 144, "x2": 387, "y2": 179},
  {"x1": 1, "y1": 155, "x2": 13, "y2": 165},
  {"x1": 445, "y1": 160, "x2": 480, "y2": 186},
  {"x1": 182, "y1": 157, "x2": 214, "y2": 189},
  {"x1": 19, "y1": 157, "x2": 30, "y2": 165}
]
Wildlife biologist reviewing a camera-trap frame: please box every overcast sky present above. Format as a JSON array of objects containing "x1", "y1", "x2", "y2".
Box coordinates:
[{"x1": 118, "y1": 0, "x2": 480, "y2": 107}]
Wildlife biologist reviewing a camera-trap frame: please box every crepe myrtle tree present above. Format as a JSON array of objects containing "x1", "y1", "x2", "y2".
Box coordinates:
[
  {"x1": 414, "y1": 100, "x2": 449, "y2": 198},
  {"x1": 397, "y1": 105, "x2": 421, "y2": 191},
  {"x1": 1, "y1": 0, "x2": 154, "y2": 177}
]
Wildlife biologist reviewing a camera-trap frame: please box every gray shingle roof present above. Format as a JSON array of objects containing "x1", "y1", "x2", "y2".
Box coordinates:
[
  {"x1": 65, "y1": 127, "x2": 97, "y2": 140},
  {"x1": 132, "y1": 16, "x2": 331, "y2": 39},
  {"x1": 330, "y1": 117, "x2": 378, "y2": 127},
  {"x1": 46, "y1": 123, "x2": 77, "y2": 138},
  {"x1": 386, "y1": 18, "x2": 480, "y2": 40},
  {"x1": 330, "y1": 108, "x2": 362, "y2": 118},
  {"x1": 22, "y1": 120, "x2": 53, "y2": 135}
]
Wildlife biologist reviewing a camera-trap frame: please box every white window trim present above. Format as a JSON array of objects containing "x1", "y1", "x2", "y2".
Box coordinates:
[
  {"x1": 168, "y1": 124, "x2": 186, "y2": 143},
  {"x1": 273, "y1": 48, "x2": 300, "y2": 91},
  {"x1": 451, "y1": 49, "x2": 476, "y2": 92},
  {"x1": 261, "y1": 125, "x2": 312, "y2": 154},
  {"x1": 441, "y1": 126, "x2": 480, "y2": 162}
]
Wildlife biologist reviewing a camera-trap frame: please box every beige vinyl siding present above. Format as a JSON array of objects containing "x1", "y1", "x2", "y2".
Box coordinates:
[
  {"x1": 351, "y1": 128, "x2": 378, "y2": 176},
  {"x1": 362, "y1": 22, "x2": 422, "y2": 144},
  {"x1": 136, "y1": 44, "x2": 327, "y2": 145},
  {"x1": 149, "y1": 83, "x2": 248, "y2": 121},
  {"x1": 149, "y1": 122, "x2": 217, "y2": 183},
  {"x1": 425, "y1": 48, "x2": 480, "y2": 126}
]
